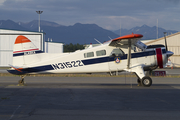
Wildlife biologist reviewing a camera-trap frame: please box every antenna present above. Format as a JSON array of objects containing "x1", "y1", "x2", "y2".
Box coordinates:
[
  {"x1": 108, "y1": 36, "x2": 112, "y2": 40},
  {"x1": 94, "y1": 38, "x2": 102, "y2": 45}
]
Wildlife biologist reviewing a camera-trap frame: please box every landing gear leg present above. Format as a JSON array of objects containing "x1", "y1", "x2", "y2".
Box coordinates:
[
  {"x1": 18, "y1": 75, "x2": 26, "y2": 86},
  {"x1": 137, "y1": 78, "x2": 142, "y2": 86},
  {"x1": 128, "y1": 65, "x2": 153, "y2": 87}
]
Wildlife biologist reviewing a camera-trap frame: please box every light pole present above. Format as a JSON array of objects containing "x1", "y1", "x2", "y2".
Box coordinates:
[{"x1": 36, "y1": 11, "x2": 43, "y2": 32}]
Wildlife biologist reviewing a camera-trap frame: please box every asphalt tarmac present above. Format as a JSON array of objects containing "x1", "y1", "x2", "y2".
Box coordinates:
[{"x1": 0, "y1": 76, "x2": 180, "y2": 120}]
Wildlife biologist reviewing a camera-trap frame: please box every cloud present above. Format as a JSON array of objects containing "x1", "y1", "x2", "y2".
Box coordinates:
[
  {"x1": 0, "y1": 0, "x2": 6, "y2": 5},
  {"x1": 0, "y1": 0, "x2": 180, "y2": 30},
  {"x1": 156, "y1": 0, "x2": 180, "y2": 4}
]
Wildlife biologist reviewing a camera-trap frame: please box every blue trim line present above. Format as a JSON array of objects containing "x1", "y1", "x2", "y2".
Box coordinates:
[
  {"x1": 162, "y1": 49, "x2": 166, "y2": 54},
  {"x1": 7, "y1": 65, "x2": 54, "y2": 75},
  {"x1": 13, "y1": 50, "x2": 44, "y2": 57}
]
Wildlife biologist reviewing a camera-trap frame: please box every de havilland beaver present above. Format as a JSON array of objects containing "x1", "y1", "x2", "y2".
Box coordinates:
[{"x1": 7, "y1": 33, "x2": 173, "y2": 87}]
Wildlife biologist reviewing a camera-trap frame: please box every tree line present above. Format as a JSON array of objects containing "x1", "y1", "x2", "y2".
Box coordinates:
[{"x1": 63, "y1": 43, "x2": 84, "y2": 52}]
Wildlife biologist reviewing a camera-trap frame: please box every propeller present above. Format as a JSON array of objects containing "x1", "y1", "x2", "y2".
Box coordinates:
[
  {"x1": 163, "y1": 32, "x2": 174, "y2": 67},
  {"x1": 163, "y1": 32, "x2": 173, "y2": 56},
  {"x1": 163, "y1": 32, "x2": 168, "y2": 51}
]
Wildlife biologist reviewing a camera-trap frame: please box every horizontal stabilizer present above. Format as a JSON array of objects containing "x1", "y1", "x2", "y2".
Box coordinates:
[{"x1": 8, "y1": 64, "x2": 24, "y2": 72}]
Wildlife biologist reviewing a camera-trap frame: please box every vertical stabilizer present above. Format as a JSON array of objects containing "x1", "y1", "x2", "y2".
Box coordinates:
[{"x1": 13, "y1": 35, "x2": 41, "y2": 66}]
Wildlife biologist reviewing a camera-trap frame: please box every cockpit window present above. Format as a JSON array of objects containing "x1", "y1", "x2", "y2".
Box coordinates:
[{"x1": 110, "y1": 48, "x2": 124, "y2": 57}]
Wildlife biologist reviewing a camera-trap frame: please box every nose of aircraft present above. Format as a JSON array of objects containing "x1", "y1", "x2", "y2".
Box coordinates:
[{"x1": 166, "y1": 51, "x2": 174, "y2": 57}]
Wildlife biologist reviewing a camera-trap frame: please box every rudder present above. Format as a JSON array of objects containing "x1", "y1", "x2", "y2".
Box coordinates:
[{"x1": 13, "y1": 35, "x2": 41, "y2": 67}]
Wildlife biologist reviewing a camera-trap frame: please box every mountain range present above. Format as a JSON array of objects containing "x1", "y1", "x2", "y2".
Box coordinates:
[
  {"x1": 0, "y1": 20, "x2": 178, "y2": 44},
  {"x1": 113, "y1": 24, "x2": 178, "y2": 40}
]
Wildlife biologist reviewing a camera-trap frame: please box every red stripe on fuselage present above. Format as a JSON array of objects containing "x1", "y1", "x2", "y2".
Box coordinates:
[
  {"x1": 13, "y1": 48, "x2": 39, "y2": 53},
  {"x1": 156, "y1": 48, "x2": 163, "y2": 68}
]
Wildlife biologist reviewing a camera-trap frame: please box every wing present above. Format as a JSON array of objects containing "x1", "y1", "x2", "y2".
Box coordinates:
[
  {"x1": 108, "y1": 33, "x2": 143, "y2": 46},
  {"x1": 107, "y1": 33, "x2": 144, "y2": 69}
]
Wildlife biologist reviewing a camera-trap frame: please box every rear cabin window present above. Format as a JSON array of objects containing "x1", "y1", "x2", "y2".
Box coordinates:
[
  {"x1": 84, "y1": 52, "x2": 94, "y2": 58},
  {"x1": 96, "y1": 50, "x2": 106, "y2": 56}
]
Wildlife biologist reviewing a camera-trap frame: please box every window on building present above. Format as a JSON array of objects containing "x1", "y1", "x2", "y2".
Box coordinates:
[
  {"x1": 96, "y1": 50, "x2": 106, "y2": 56},
  {"x1": 84, "y1": 52, "x2": 94, "y2": 58}
]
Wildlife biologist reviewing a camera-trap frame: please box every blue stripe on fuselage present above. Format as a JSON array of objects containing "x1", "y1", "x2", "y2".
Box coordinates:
[{"x1": 82, "y1": 50, "x2": 157, "y2": 65}]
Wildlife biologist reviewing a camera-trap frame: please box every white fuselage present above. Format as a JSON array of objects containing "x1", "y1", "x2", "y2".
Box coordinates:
[{"x1": 23, "y1": 43, "x2": 163, "y2": 74}]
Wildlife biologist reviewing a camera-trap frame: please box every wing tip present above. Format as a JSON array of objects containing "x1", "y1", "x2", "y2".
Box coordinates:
[{"x1": 113, "y1": 34, "x2": 143, "y2": 41}]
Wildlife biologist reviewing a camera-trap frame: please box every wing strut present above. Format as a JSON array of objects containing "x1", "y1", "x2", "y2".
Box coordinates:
[{"x1": 127, "y1": 39, "x2": 131, "y2": 69}]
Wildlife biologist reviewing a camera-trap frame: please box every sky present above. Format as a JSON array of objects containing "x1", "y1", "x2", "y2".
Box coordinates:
[{"x1": 0, "y1": 0, "x2": 180, "y2": 31}]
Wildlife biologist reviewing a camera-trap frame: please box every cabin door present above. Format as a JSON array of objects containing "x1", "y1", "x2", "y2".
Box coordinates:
[{"x1": 108, "y1": 48, "x2": 126, "y2": 73}]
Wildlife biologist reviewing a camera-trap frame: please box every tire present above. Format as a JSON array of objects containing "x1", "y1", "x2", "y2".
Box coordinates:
[{"x1": 141, "y1": 76, "x2": 152, "y2": 87}]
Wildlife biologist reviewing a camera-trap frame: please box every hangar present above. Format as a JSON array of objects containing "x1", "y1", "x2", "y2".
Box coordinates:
[
  {"x1": 146, "y1": 32, "x2": 180, "y2": 67},
  {"x1": 0, "y1": 29, "x2": 64, "y2": 67},
  {"x1": 45, "y1": 41, "x2": 63, "y2": 53},
  {"x1": 0, "y1": 29, "x2": 44, "y2": 67}
]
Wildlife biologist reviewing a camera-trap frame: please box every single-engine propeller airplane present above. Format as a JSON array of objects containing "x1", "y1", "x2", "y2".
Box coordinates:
[{"x1": 7, "y1": 33, "x2": 174, "y2": 87}]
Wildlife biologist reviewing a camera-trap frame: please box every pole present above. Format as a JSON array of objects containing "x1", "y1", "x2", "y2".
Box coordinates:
[
  {"x1": 39, "y1": 14, "x2": 40, "y2": 32},
  {"x1": 36, "y1": 11, "x2": 43, "y2": 32}
]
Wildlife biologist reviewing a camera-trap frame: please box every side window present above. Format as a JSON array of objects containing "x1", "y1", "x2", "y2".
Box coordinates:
[
  {"x1": 84, "y1": 52, "x2": 94, "y2": 58},
  {"x1": 96, "y1": 50, "x2": 106, "y2": 56},
  {"x1": 110, "y1": 48, "x2": 124, "y2": 57}
]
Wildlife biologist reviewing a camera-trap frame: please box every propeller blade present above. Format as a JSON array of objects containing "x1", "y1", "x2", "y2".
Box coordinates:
[{"x1": 163, "y1": 32, "x2": 168, "y2": 51}]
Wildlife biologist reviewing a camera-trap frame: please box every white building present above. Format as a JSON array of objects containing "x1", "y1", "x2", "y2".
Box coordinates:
[
  {"x1": 0, "y1": 29, "x2": 44, "y2": 67},
  {"x1": 45, "y1": 41, "x2": 63, "y2": 53}
]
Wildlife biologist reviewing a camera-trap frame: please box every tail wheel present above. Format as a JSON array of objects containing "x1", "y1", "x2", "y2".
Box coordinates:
[{"x1": 141, "y1": 76, "x2": 152, "y2": 87}]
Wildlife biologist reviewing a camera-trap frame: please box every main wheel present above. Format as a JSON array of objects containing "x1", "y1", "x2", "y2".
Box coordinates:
[{"x1": 141, "y1": 76, "x2": 152, "y2": 87}]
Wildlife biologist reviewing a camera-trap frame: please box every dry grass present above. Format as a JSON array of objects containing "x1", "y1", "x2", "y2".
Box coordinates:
[
  {"x1": 0, "y1": 73, "x2": 180, "y2": 78},
  {"x1": 30, "y1": 73, "x2": 137, "y2": 77},
  {"x1": 0, "y1": 67, "x2": 10, "y2": 69},
  {"x1": 0, "y1": 73, "x2": 16, "y2": 77},
  {"x1": 0, "y1": 73, "x2": 136, "y2": 77}
]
